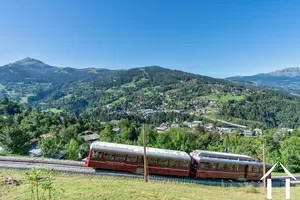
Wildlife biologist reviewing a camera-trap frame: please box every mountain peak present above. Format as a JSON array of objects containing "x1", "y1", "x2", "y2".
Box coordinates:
[
  {"x1": 14, "y1": 57, "x2": 45, "y2": 65},
  {"x1": 267, "y1": 67, "x2": 300, "y2": 77}
]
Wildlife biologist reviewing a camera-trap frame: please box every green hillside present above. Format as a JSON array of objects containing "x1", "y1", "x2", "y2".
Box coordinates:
[
  {"x1": 2, "y1": 58, "x2": 300, "y2": 128},
  {"x1": 36, "y1": 66, "x2": 246, "y2": 116},
  {"x1": 0, "y1": 57, "x2": 115, "y2": 102}
]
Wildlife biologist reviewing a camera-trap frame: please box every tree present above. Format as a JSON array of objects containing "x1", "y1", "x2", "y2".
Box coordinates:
[
  {"x1": 0, "y1": 126, "x2": 31, "y2": 154},
  {"x1": 100, "y1": 124, "x2": 114, "y2": 142},
  {"x1": 67, "y1": 139, "x2": 79, "y2": 160},
  {"x1": 222, "y1": 133, "x2": 230, "y2": 152},
  {"x1": 280, "y1": 136, "x2": 300, "y2": 173},
  {"x1": 39, "y1": 136, "x2": 61, "y2": 158},
  {"x1": 59, "y1": 125, "x2": 80, "y2": 145}
]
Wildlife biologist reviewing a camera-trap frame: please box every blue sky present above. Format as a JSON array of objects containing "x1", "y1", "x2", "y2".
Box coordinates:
[{"x1": 0, "y1": 0, "x2": 300, "y2": 77}]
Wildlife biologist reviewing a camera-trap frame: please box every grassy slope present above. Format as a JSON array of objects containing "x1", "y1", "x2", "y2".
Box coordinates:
[
  {"x1": 44, "y1": 108, "x2": 63, "y2": 114},
  {"x1": 201, "y1": 94, "x2": 246, "y2": 102},
  {"x1": 272, "y1": 172, "x2": 300, "y2": 177},
  {"x1": 1, "y1": 169, "x2": 299, "y2": 200}
]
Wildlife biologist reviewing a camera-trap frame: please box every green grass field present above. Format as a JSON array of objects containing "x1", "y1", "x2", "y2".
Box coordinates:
[
  {"x1": 44, "y1": 108, "x2": 63, "y2": 114},
  {"x1": 0, "y1": 169, "x2": 299, "y2": 200},
  {"x1": 201, "y1": 95, "x2": 245, "y2": 102},
  {"x1": 272, "y1": 172, "x2": 300, "y2": 177},
  {"x1": 20, "y1": 94, "x2": 35, "y2": 104}
]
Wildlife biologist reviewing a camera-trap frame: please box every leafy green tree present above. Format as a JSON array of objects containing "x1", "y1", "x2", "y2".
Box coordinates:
[
  {"x1": 280, "y1": 136, "x2": 300, "y2": 173},
  {"x1": 58, "y1": 124, "x2": 80, "y2": 145},
  {"x1": 0, "y1": 126, "x2": 31, "y2": 154},
  {"x1": 66, "y1": 139, "x2": 79, "y2": 160},
  {"x1": 100, "y1": 124, "x2": 114, "y2": 142},
  {"x1": 39, "y1": 136, "x2": 61, "y2": 158},
  {"x1": 137, "y1": 125, "x2": 157, "y2": 147},
  {"x1": 222, "y1": 133, "x2": 230, "y2": 152}
]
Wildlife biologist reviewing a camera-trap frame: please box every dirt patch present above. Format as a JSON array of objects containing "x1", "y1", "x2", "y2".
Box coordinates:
[{"x1": 0, "y1": 174, "x2": 22, "y2": 186}]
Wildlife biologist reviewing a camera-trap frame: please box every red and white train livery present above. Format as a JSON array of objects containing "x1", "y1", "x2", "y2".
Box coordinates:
[
  {"x1": 85, "y1": 141, "x2": 272, "y2": 181},
  {"x1": 86, "y1": 141, "x2": 191, "y2": 177}
]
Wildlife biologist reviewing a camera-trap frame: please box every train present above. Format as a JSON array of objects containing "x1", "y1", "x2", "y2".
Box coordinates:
[{"x1": 85, "y1": 141, "x2": 272, "y2": 181}]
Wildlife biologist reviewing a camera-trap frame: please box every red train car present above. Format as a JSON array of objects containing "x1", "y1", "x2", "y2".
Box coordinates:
[
  {"x1": 85, "y1": 141, "x2": 191, "y2": 177},
  {"x1": 190, "y1": 150, "x2": 272, "y2": 181}
]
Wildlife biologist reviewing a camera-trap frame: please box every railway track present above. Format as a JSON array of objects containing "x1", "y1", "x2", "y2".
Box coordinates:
[
  {"x1": 0, "y1": 156, "x2": 295, "y2": 187},
  {"x1": 0, "y1": 156, "x2": 85, "y2": 167}
]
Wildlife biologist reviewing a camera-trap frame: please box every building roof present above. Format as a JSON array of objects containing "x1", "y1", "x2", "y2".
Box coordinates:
[
  {"x1": 29, "y1": 149, "x2": 42, "y2": 157},
  {"x1": 90, "y1": 141, "x2": 190, "y2": 161},
  {"x1": 83, "y1": 134, "x2": 99, "y2": 142},
  {"x1": 30, "y1": 138, "x2": 38, "y2": 143},
  {"x1": 82, "y1": 130, "x2": 94, "y2": 135},
  {"x1": 40, "y1": 133, "x2": 52, "y2": 138},
  {"x1": 155, "y1": 126, "x2": 168, "y2": 131}
]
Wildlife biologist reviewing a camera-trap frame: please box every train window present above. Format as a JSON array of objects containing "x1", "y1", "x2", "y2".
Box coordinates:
[
  {"x1": 179, "y1": 161, "x2": 188, "y2": 168},
  {"x1": 224, "y1": 164, "x2": 230, "y2": 170},
  {"x1": 97, "y1": 152, "x2": 102, "y2": 160},
  {"x1": 239, "y1": 165, "x2": 244, "y2": 171},
  {"x1": 127, "y1": 155, "x2": 137, "y2": 163},
  {"x1": 226, "y1": 164, "x2": 233, "y2": 170},
  {"x1": 91, "y1": 151, "x2": 96, "y2": 159},
  {"x1": 200, "y1": 162, "x2": 209, "y2": 169},
  {"x1": 115, "y1": 154, "x2": 125, "y2": 161},
  {"x1": 218, "y1": 163, "x2": 226, "y2": 170},
  {"x1": 92, "y1": 151, "x2": 102, "y2": 160},
  {"x1": 104, "y1": 153, "x2": 115, "y2": 160},
  {"x1": 235, "y1": 165, "x2": 239, "y2": 171},
  {"x1": 259, "y1": 167, "x2": 263, "y2": 173},
  {"x1": 137, "y1": 156, "x2": 143, "y2": 164},
  {"x1": 169, "y1": 160, "x2": 179, "y2": 167},
  {"x1": 211, "y1": 163, "x2": 217, "y2": 169},
  {"x1": 253, "y1": 166, "x2": 259, "y2": 173},
  {"x1": 248, "y1": 166, "x2": 253, "y2": 173},
  {"x1": 148, "y1": 158, "x2": 157, "y2": 165},
  {"x1": 235, "y1": 165, "x2": 245, "y2": 171},
  {"x1": 231, "y1": 165, "x2": 235, "y2": 170},
  {"x1": 158, "y1": 159, "x2": 168, "y2": 166}
]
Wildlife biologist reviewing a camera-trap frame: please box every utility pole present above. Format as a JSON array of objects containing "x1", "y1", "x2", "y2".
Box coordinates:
[
  {"x1": 263, "y1": 143, "x2": 266, "y2": 188},
  {"x1": 142, "y1": 124, "x2": 148, "y2": 182}
]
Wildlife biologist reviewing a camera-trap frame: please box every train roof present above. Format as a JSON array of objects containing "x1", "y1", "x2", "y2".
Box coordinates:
[
  {"x1": 90, "y1": 142, "x2": 191, "y2": 161},
  {"x1": 191, "y1": 150, "x2": 253, "y2": 160},
  {"x1": 192, "y1": 156, "x2": 272, "y2": 167}
]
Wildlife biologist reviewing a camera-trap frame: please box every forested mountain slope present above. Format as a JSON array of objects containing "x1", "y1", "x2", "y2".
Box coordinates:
[
  {"x1": 218, "y1": 90, "x2": 300, "y2": 128},
  {"x1": 0, "y1": 57, "x2": 114, "y2": 102},
  {"x1": 37, "y1": 66, "x2": 246, "y2": 116}
]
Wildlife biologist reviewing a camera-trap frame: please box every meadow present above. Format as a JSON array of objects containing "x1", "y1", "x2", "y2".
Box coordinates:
[{"x1": 0, "y1": 169, "x2": 299, "y2": 200}]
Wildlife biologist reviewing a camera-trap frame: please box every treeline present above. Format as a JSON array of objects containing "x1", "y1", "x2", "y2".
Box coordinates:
[
  {"x1": 39, "y1": 66, "x2": 245, "y2": 116},
  {"x1": 0, "y1": 98, "x2": 104, "y2": 159},
  {"x1": 218, "y1": 91, "x2": 300, "y2": 128}
]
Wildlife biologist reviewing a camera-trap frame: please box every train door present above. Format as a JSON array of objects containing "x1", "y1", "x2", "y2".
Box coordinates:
[
  {"x1": 237, "y1": 165, "x2": 246, "y2": 181},
  {"x1": 244, "y1": 165, "x2": 248, "y2": 180}
]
